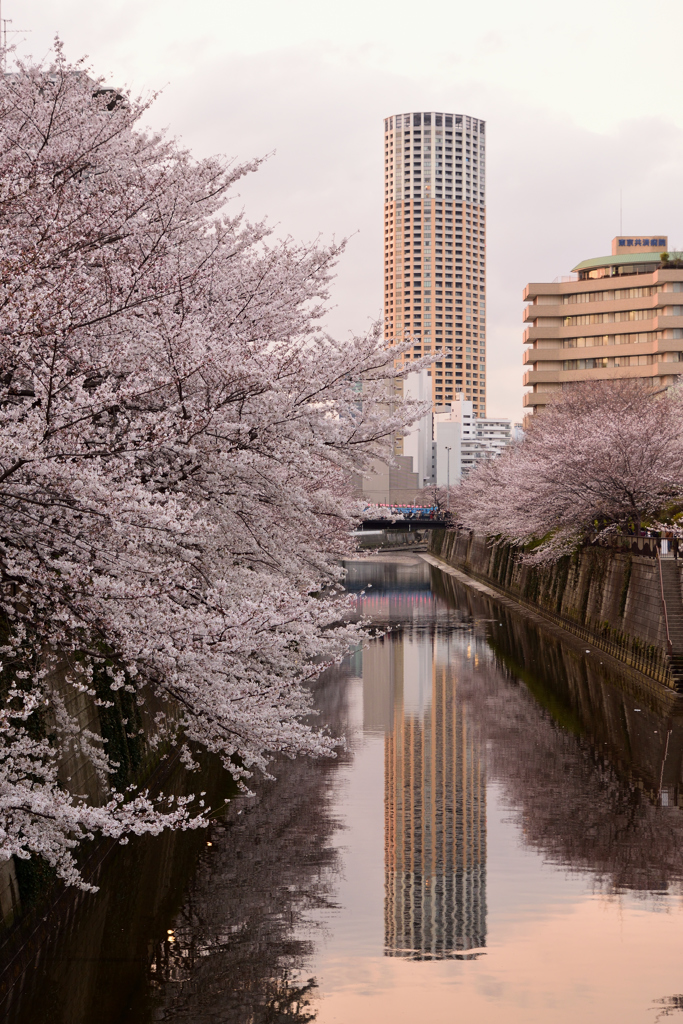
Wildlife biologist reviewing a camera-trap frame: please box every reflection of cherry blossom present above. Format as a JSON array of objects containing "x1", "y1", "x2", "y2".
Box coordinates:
[
  {"x1": 146, "y1": 680, "x2": 351, "y2": 1023},
  {"x1": 434, "y1": 569, "x2": 683, "y2": 894},
  {"x1": 652, "y1": 994, "x2": 683, "y2": 1020}
]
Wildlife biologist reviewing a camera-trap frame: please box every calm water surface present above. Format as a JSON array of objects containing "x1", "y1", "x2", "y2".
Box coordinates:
[{"x1": 6, "y1": 553, "x2": 683, "y2": 1023}]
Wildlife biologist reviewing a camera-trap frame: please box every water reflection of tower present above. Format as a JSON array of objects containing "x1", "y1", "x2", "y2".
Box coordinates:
[{"x1": 380, "y1": 633, "x2": 486, "y2": 959}]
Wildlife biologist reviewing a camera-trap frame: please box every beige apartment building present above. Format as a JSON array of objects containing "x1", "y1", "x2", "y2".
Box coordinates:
[
  {"x1": 383, "y1": 111, "x2": 487, "y2": 415},
  {"x1": 523, "y1": 236, "x2": 683, "y2": 416}
]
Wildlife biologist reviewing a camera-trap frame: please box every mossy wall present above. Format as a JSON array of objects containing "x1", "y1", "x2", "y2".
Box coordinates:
[
  {"x1": 0, "y1": 657, "x2": 176, "y2": 931},
  {"x1": 430, "y1": 529, "x2": 676, "y2": 688}
]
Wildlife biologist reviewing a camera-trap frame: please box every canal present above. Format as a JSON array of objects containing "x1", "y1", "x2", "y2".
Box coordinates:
[{"x1": 5, "y1": 552, "x2": 683, "y2": 1022}]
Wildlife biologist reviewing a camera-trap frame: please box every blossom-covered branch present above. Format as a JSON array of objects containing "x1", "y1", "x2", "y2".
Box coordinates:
[
  {"x1": 455, "y1": 379, "x2": 683, "y2": 560},
  {"x1": 0, "y1": 43, "x2": 428, "y2": 884}
]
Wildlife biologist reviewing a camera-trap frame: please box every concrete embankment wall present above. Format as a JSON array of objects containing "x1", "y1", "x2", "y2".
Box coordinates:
[
  {"x1": 0, "y1": 663, "x2": 178, "y2": 936},
  {"x1": 430, "y1": 529, "x2": 680, "y2": 690}
]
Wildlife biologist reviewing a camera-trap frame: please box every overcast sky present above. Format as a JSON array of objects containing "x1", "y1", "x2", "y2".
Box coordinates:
[{"x1": 12, "y1": 0, "x2": 683, "y2": 421}]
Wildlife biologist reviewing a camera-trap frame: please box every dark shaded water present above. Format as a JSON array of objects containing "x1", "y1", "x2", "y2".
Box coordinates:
[{"x1": 4, "y1": 553, "x2": 683, "y2": 1023}]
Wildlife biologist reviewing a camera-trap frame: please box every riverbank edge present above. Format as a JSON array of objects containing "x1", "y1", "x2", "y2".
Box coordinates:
[
  {"x1": 0, "y1": 741, "x2": 190, "y2": 1002},
  {"x1": 429, "y1": 528, "x2": 683, "y2": 692},
  {"x1": 421, "y1": 549, "x2": 683, "y2": 715}
]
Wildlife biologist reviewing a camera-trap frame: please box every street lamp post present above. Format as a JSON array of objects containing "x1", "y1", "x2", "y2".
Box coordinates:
[{"x1": 445, "y1": 446, "x2": 452, "y2": 513}]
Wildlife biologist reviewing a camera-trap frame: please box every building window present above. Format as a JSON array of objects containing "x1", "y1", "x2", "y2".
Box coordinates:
[{"x1": 562, "y1": 355, "x2": 654, "y2": 370}]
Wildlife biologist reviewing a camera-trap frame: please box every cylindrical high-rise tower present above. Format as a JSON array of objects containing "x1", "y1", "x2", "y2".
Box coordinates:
[{"x1": 383, "y1": 112, "x2": 487, "y2": 415}]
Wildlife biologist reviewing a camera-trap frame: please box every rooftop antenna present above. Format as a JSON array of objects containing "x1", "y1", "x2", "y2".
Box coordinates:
[{"x1": 620, "y1": 188, "x2": 623, "y2": 236}]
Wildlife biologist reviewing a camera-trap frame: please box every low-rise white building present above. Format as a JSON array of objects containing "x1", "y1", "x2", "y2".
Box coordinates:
[
  {"x1": 450, "y1": 396, "x2": 513, "y2": 475},
  {"x1": 402, "y1": 373, "x2": 515, "y2": 486},
  {"x1": 403, "y1": 368, "x2": 437, "y2": 489}
]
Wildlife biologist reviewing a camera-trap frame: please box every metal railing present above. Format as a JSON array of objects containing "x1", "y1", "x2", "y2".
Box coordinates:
[
  {"x1": 656, "y1": 546, "x2": 674, "y2": 657},
  {"x1": 587, "y1": 533, "x2": 679, "y2": 559}
]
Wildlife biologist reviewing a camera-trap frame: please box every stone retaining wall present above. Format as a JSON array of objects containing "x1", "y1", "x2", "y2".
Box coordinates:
[
  {"x1": 0, "y1": 662, "x2": 178, "y2": 934},
  {"x1": 430, "y1": 529, "x2": 681, "y2": 690}
]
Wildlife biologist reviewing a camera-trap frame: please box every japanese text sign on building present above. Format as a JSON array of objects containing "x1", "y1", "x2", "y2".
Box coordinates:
[{"x1": 611, "y1": 236, "x2": 668, "y2": 255}]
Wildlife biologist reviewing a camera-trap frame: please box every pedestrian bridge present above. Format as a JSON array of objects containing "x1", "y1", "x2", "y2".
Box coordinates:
[{"x1": 358, "y1": 505, "x2": 448, "y2": 531}]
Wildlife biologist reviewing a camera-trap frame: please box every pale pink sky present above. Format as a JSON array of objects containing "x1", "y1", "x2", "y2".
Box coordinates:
[{"x1": 12, "y1": 0, "x2": 683, "y2": 421}]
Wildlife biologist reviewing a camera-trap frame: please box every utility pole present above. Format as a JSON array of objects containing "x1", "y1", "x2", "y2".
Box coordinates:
[
  {"x1": 445, "y1": 446, "x2": 451, "y2": 513},
  {"x1": 0, "y1": 5, "x2": 30, "y2": 71}
]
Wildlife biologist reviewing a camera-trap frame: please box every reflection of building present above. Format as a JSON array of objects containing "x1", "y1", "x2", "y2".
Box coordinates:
[{"x1": 382, "y1": 635, "x2": 486, "y2": 959}]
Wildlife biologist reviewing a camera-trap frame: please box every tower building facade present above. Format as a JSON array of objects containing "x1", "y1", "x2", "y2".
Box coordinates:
[
  {"x1": 523, "y1": 237, "x2": 683, "y2": 416},
  {"x1": 383, "y1": 111, "x2": 487, "y2": 415}
]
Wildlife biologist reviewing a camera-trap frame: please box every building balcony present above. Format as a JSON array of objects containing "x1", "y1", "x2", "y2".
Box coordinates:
[
  {"x1": 523, "y1": 370, "x2": 563, "y2": 386},
  {"x1": 522, "y1": 391, "x2": 552, "y2": 407},
  {"x1": 523, "y1": 281, "x2": 578, "y2": 302},
  {"x1": 524, "y1": 316, "x2": 683, "y2": 342},
  {"x1": 525, "y1": 340, "x2": 683, "y2": 365},
  {"x1": 524, "y1": 268, "x2": 683, "y2": 305},
  {"x1": 524, "y1": 363, "x2": 683, "y2": 388},
  {"x1": 523, "y1": 296, "x2": 683, "y2": 322},
  {"x1": 523, "y1": 348, "x2": 563, "y2": 365}
]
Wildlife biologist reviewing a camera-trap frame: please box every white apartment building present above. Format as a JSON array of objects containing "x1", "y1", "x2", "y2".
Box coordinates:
[
  {"x1": 403, "y1": 376, "x2": 513, "y2": 485},
  {"x1": 445, "y1": 394, "x2": 512, "y2": 475}
]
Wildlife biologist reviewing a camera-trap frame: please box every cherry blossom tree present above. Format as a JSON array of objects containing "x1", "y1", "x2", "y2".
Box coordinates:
[
  {"x1": 456, "y1": 379, "x2": 683, "y2": 560},
  {"x1": 0, "y1": 44, "x2": 428, "y2": 885}
]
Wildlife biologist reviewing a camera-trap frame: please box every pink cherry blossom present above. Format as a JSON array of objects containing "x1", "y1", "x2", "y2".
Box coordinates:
[
  {"x1": 456, "y1": 379, "x2": 683, "y2": 561},
  {"x1": 0, "y1": 43, "x2": 428, "y2": 886}
]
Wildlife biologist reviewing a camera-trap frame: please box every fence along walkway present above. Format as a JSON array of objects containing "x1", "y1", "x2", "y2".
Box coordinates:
[{"x1": 659, "y1": 556, "x2": 683, "y2": 682}]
